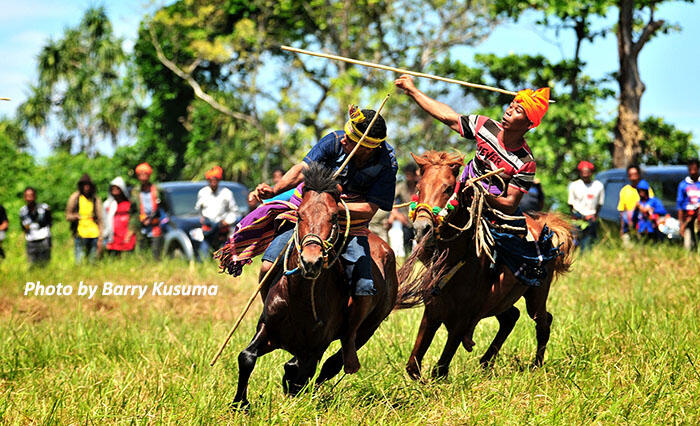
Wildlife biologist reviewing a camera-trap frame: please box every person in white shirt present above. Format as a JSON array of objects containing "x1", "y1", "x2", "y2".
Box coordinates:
[
  {"x1": 568, "y1": 160, "x2": 604, "y2": 251},
  {"x1": 195, "y1": 166, "x2": 240, "y2": 261},
  {"x1": 19, "y1": 187, "x2": 53, "y2": 266}
]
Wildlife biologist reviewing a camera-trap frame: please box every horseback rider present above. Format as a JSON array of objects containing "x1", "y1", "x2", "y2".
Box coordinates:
[
  {"x1": 394, "y1": 74, "x2": 548, "y2": 217},
  {"x1": 247, "y1": 105, "x2": 398, "y2": 373},
  {"x1": 395, "y1": 74, "x2": 560, "y2": 289}
]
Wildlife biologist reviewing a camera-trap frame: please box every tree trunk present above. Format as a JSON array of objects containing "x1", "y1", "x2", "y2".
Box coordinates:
[{"x1": 614, "y1": 0, "x2": 664, "y2": 168}]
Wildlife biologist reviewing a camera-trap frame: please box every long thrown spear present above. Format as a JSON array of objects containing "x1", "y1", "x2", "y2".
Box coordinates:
[
  {"x1": 0, "y1": 98, "x2": 10, "y2": 101},
  {"x1": 280, "y1": 46, "x2": 555, "y2": 103}
]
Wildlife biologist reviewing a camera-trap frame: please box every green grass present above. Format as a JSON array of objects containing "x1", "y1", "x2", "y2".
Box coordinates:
[{"x1": 1, "y1": 222, "x2": 698, "y2": 424}]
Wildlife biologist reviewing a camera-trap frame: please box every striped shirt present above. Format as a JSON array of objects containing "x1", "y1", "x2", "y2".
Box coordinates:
[{"x1": 459, "y1": 115, "x2": 536, "y2": 193}]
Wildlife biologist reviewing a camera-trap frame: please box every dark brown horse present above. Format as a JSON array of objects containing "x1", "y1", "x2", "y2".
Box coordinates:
[
  {"x1": 397, "y1": 151, "x2": 574, "y2": 380},
  {"x1": 232, "y1": 164, "x2": 398, "y2": 407}
]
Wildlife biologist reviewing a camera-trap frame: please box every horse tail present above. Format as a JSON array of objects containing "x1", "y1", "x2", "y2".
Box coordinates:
[
  {"x1": 540, "y1": 212, "x2": 575, "y2": 278},
  {"x1": 527, "y1": 212, "x2": 575, "y2": 279}
]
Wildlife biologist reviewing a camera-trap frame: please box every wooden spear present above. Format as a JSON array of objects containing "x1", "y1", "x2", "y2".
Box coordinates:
[
  {"x1": 280, "y1": 46, "x2": 555, "y2": 103},
  {"x1": 0, "y1": 98, "x2": 11, "y2": 101}
]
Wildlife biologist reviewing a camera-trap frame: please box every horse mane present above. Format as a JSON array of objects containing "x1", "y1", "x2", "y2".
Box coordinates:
[
  {"x1": 417, "y1": 150, "x2": 465, "y2": 168},
  {"x1": 303, "y1": 162, "x2": 340, "y2": 198}
]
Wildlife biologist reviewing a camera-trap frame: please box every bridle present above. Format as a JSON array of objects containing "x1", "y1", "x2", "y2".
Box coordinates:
[{"x1": 284, "y1": 198, "x2": 352, "y2": 278}]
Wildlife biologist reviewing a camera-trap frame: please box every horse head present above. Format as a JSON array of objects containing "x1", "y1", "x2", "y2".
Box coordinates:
[
  {"x1": 409, "y1": 151, "x2": 465, "y2": 245},
  {"x1": 296, "y1": 163, "x2": 346, "y2": 279}
]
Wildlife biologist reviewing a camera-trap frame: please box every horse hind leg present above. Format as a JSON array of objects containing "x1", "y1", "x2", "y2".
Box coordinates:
[
  {"x1": 284, "y1": 356, "x2": 320, "y2": 396},
  {"x1": 282, "y1": 357, "x2": 300, "y2": 395},
  {"x1": 479, "y1": 306, "x2": 520, "y2": 368},
  {"x1": 406, "y1": 310, "x2": 441, "y2": 380},
  {"x1": 231, "y1": 321, "x2": 275, "y2": 410},
  {"x1": 525, "y1": 285, "x2": 553, "y2": 367}
]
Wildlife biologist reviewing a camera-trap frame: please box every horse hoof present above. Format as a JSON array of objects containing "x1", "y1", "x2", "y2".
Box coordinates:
[
  {"x1": 462, "y1": 337, "x2": 475, "y2": 352},
  {"x1": 431, "y1": 365, "x2": 449, "y2": 380},
  {"x1": 228, "y1": 399, "x2": 250, "y2": 413},
  {"x1": 406, "y1": 364, "x2": 421, "y2": 381},
  {"x1": 343, "y1": 352, "x2": 360, "y2": 374}
]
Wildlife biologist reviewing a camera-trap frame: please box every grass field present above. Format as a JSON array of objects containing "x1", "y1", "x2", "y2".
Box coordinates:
[{"x1": 1, "y1": 222, "x2": 699, "y2": 424}]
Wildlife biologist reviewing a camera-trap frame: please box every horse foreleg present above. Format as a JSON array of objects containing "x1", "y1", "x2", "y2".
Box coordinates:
[
  {"x1": 431, "y1": 332, "x2": 461, "y2": 379},
  {"x1": 341, "y1": 295, "x2": 373, "y2": 374},
  {"x1": 525, "y1": 285, "x2": 553, "y2": 367},
  {"x1": 317, "y1": 317, "x2": 383, "y2": 386},
  {"x1": 285, "y1": 356, "x2": 321, "y2": 396},
  {"x1": 406, "y1": 310, "x2": 441, "y2": 380},
  {"x1": 479, "y1": 306, "x2": 520, "y2": 368},
  {"x1": 231, "y1": 321, "x2": 274, "y2": 409}
]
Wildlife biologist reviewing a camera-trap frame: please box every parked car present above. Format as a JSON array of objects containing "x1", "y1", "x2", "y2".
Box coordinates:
[
  {"x1": 159, "y1": 181, "x2": 250, "y2": 260},
  {"x1": 596, "y1": 165, "x2": 687, "y2": 240}
]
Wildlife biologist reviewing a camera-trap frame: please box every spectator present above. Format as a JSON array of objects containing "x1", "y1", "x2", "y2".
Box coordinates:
[
  {"x1": 519, "y1": 177, "x2": 545, "y2": 212},
  {"x1": 617, "y1": 164, "x2": 654, "y2": 243},
  {"x1": 677, "y1": 158, "x2": 700, "y2": 251},
  {"x1": 0, "y1": 203, "x2": 8, "y2": 259},
  {"x1": 568, "y1": 160, "x2": 605, "y2": 251},
  {"x1": 131, "y1": 163, "x2": 164, "y2": 259},
  {"x1": 19, "y1": 187, "x2": 52, "y2": 266},
  {"x1": 66, "y1": 174, "x2": 103, "y2": 264},
  {"x1": 194, "y1": 166, "x2": 240, "y2": 261},
  {"x1": 103, "y1": 176, "x2": 136, "y2": 256},
  {"x1": 389, "y1": 163, "x2": 419, "y2": 255},
  {"x1": 633, "y1": 179, "x2": 668, "y2": 241}
]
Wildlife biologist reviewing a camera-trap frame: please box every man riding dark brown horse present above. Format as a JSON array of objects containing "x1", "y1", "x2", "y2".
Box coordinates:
[{"x1": 229, "y1": 164, "x2": 398, "y2": 408}]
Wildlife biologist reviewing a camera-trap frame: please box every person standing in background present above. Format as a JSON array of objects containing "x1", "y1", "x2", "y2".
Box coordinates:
[
  {"x1": 617, "y1": 164, "x2": 653, "y2": 243},
  {"x1": 131, "y1": 163, "x2": 164, "y2": 260},
  {"x1": 0, "y1": 203, "x2": 8, "y2": 259},
  {"x1": 66, "y1": 174, "x2": 103, "y2": 263},
  {"x1": 388, "y1": 163, "x2": 419, "y2": 255},
  {"x1": 568, "y1": 161, "x2": 605, "y2": 251},
  {"x1": 19, "y1": 187, "x2": 52, "y2": 266},
  {"x1": 103, "y1": 176, "x2": 136, "y2": 256},
  {"x1": 194, "y1": 166, "x2": 240, "y2": 261},
  {"x1": 677, "y1": 158, "x2": 700, "y2": 251}
]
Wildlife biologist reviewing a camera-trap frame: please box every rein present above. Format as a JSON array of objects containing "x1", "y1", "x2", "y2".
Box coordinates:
[{"x1": 284, "y1": 199, "x2": 352, "y2": 321}]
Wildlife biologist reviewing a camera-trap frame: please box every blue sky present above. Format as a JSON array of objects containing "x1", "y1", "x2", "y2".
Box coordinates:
[{"x1": 0, "y1": 0, "x2": 698, "y2": 158}]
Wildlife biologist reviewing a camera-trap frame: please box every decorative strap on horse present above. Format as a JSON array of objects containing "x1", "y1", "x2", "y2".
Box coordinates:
[{"x1": 284, "y1": 199, "x2": 351, "y2": 276}]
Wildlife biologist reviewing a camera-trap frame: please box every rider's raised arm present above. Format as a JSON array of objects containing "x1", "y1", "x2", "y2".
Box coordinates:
[{"x1": 395, "y1": 74, "x2": 461, "y2": 133}]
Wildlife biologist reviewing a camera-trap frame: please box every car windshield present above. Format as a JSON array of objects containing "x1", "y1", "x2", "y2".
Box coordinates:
[
  {"x1": 164, "y1": 183, "x2": 249, "y2": 218},
  {"x1": 167, "y1": 187, "x2": 201, "y2": 216}
]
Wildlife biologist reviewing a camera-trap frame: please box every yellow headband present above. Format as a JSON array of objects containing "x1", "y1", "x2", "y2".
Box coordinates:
[{"x1": 344, "y1": 105, "x2": 386, "y2": 149}]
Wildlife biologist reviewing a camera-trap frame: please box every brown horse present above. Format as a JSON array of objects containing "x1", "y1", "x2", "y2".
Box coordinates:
[
  {"x1": 232, "y1": 164, "x2": 398, "y2": 408},
  {"x1": 397, "y1": 151, "x2": 574, "y2": 380}
]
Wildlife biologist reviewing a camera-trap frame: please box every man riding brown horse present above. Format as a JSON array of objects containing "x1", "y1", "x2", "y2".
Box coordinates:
[
  {"x1": 394, "y1": 75, "x2": 573, "y2": 375},
  {"x1": 223, "y1": 104, "x2": 399, "y2": 375}
]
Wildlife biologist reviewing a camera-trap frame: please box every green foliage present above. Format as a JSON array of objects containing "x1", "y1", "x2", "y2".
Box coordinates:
[
  {"x1": 17, "y1": 7, "x2": 138, "y2": 155},
  {"x1": 640, "y1": 117, "x2": 698, "y2": 165}
]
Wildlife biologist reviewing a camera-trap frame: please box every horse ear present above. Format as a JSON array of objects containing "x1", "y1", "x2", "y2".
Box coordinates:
[
  {"x1": 410, "y1": 152, "x2": 428, "y2": 169},
  {"x1": 450, "y1": 163, "x2": 462, "y2": 176}
]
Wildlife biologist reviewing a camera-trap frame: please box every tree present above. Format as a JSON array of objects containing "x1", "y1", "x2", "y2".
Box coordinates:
[
  {"x1": 133, "y1": 0, "x2": 499, "y2": 185},
  {"x1": 639, "y1": 117, "x2": 698, "y2": 165},
  {"x1": 18, "y1": 7, "x2": 138, "y2": 155},
  {"x1": 613, "y1": 0, "x2": 694, "y2": 167}
]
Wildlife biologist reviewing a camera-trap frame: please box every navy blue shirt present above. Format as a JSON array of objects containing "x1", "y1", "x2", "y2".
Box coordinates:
[{"x1": 303, "y1": 130, "x2": 398, "y2": 211}]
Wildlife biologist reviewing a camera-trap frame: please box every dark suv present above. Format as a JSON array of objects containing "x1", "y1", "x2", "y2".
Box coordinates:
[
  {"x1": 596, "y1": 165, "x2": 687, "y2": 237},
  {"x1": 159, "y1": 181, "x2": 249, "y2": 260}
]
